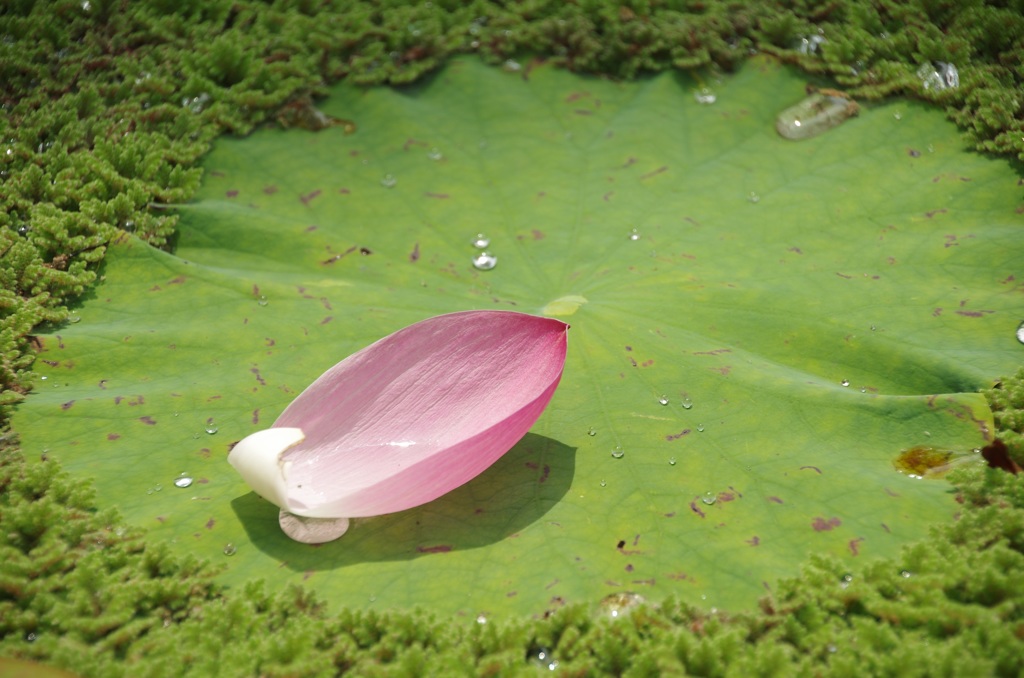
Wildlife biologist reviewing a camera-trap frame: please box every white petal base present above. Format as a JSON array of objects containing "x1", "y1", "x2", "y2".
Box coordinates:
[{"x1": 279, "y1": 510, "x2": 351, "y2": 544}]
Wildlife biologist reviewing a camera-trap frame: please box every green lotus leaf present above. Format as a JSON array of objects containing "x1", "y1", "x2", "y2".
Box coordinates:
[{"x1": 15, "y1": 56, "x2": 1022, "y2": 616}]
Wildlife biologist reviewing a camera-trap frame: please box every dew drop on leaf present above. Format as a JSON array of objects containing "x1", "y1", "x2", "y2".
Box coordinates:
[
  {"x1": 611, "y1": 445, "x2": 625, "y2": 459},
  {"x1": 696, "y1": 423, "x2": 705, "y2": 432},
  {"x1": 204, "y1": 420, "x2": 219, "y2": 435},
  {"x1": 658, "y1": 395, "x2": 669, "y2": 406},
  {"x1": 747, "y1": 191, "x2": 760, "y2": 203},
  {"x1": 257, "y1": 295, "x2": 268, "y2": 307},
  {"x1": 1016, "y1": 320, "x2": 1024, "y2": 344},
  {"x1": 681, "y1": 396, "x2": 693, "y2": 409},
  {"x1": 587, "y1": 427, "x2": 597, "y2": 436},
  {"x1": 471, "y1": 252, "x2": 497, "y2": 271},
  {"x1": 700, "y1": 491, "x2": 716, "y2": 505},
  {"x1": 427, "y1": 147, "x2": 443, "y2": 160},
  {"x1": 472, "y1": 234, "x2": 490, "y2": 249},
  {"x1": 840, "y1": 379, "x2": 850, "y2": 387},
  {"x1": 694, "y1": 88, "x2": 717, "y2": 105},
  {"x1": 222, "y1": 543, "x2": 237, "y2": 556},
  {"x1": 628, "y1": 228, "x2": 640, "y2": 241},
  {"x1": 901, "y1": 570, "x2": 912, "y2": 578},
  {"x1": 380, "y1": 174, "x2": 397, "y2": 188},
  {"x1": 668, "y1": 456, "x2": 677, "y2": 466},
  {"x1": 174, "y1": 473, "x2": 194, "y2": 489}
]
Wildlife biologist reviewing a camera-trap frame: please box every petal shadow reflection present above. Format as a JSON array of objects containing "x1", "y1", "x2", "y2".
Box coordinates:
[{"x1": 231, "y1": 433, "x2": 576, "y2": 572}]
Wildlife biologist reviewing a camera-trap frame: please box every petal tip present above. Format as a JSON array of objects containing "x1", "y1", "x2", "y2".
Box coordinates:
[{"x1": 228, "y1": 427, "x2": 305, "y2": 510}]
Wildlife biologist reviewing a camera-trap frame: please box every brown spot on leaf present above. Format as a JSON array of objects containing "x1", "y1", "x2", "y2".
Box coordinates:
[
  {"x1": 848, "y1": 537, "x2": 865, "y2": 555},
  {"x1": 747, "y1": 536, "x2": 760, "y2": 546},
  {"x1": 689, "y1": 502, "x2": 705, "y2": 518},
  {"x1": 322, "y1": 245, "x2": 357, "y2": 265},
  {"x1": 981, "y1": 439, "x2": 1022, "y2": 474},
  {"x1": 61, "y1": 400, "x2": 74, "y2": 410},
  {"x1": 300, "y1": 189, "x2": 321, "y2": 205},
  {"x1": 812, "y1": 516, "x2": 841, "y2": 531},
  {"x1": 263, "y1": 185, "x2": 278, "y2": 194},
  {"x1": 410, "y1": 242, "x2": 420, "y2": 262},
  {"x1": 139, "y1": 416, "x2": 156, "y2": 426},
  {"x1": 836, "y1": 272, "x2": 852, "y2": 279},
  {"x1": 925, "y1": 208, "x2": 948, "y2": 218},
  {"x1": 415, "y1": 544, "x2": 452, "y2": 557},
  {"x1": 206, "y1": 518, "x2": 216, "y2": 530},
  {"x1": 107, "y1": 433, "x2": 120, "y2": 440},
  {"x1": 403, "y1": 138, "x2": 428, "y2": 151},
  {"x1": 424, "y1": 192, "x2": 449, "y2": 199},
  {"x1": 800, "y1": 465, "x2": 822, "y2": 474},
  {"x1": 640, "y1": 165, "x2": 667, "y2": 180},
  {"x1": 767, "y1": 496, "x2": 783, "y2": 504},
  {"x1": 907, "y1": 148, "x2": 921, "y2": 157},
  {"x1": 226, "y1": 190, "x2": 238, "y2": 198},
  {"x1": 666, "y1": 429, "x2": 691, "y2": 441}
]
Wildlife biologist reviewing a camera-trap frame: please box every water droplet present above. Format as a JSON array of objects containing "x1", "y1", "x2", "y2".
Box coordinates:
[
  {"x1": 840, "y1": 379, "x2": 850, "y2": 387},
  {"x1": 827, "y1": 644, "x2": 837, "y2": 654},
  {"x1": 668, "y1": 456, "x2": 677, "y2": 466},
  {"x1": 694, "y1": 87, "x2": 717, "y2": 105},
  {"x1": 471, "y1": 251, "x2": 497, "y2": 271},
  {"x1": 839, "y1": 573, "x2": 853, "y2": 588},
  {"x1": 503, "y1": 59, "x2": 521, "y2": 72},
  {"x1": 182, "y1": 92, "x2": 211, "y2": 114},
  {"x1": 658, "y1": 395, "x2": 669, "y2": 406},
  {"x1": 174, "y1": 474, "x2": 194, "y2": 489},
  {"x1": 681, "y1": 396, "x2": 693, "y2": 409},
  {"x1": 1016, "y1": 320, "x2": 1024, "y2": 344},
  {"x1": 222, "y1": 543, "x2": 237, "y2": 556},
  {"x1": 476, "y1": 614, "x2": 487, "y2": 624},
  {"x1": 917, "y1": 61, "x2": 959, "y2": 91},
  {"x1": 587, "y1": 427, "x2": 597, "y2": 436},
  {"x1": 257, "y1": 295, "x2": 268, "y2": 306},
  {"x1": 747, "y1": 191, "x2": 760, "y2": 204},
  {"x1": 611, "y1": 445, "x2": 625, "y2": 459},
  {"x1": 870, "y1": 325, "x2": 877, "y2": 331},
  {"x1": 700, "y1": 491, "x2": 717, "y2": 505},
  {"x1": 39, "y1": 376, "x2": 47, "y2": 381},
  {"x1": 67, "y1": 313, "x2": 81, "y2": 323},
  {"x1": 471, "y1": 233, "x2": 490, "y2": 249},
  {"x1": 628, "y1": 228, "x2": 640, "y2": 241},
  {"x1": 25, "y1": 632, "x2": 37, "y2": 642},
  {"x1": 776, "y1": 92, "x2": 858, "y2": 140},
  {"x1": 795, "y1": 34, "x2": 826, "y2": 54},
  {"x1": 600, "y1": 592, "x2": 645, "y2": 618},
  {"x1": 529, "y1": 647, "x2": 558, "y2": 671},
  {"x1": 900, "y1": 570, "x2": 912, "y2": 578},
  {"x1": 599, "y1": 479, "x2": 607, "y2": 487},
  {"x1": 380, "y1": 173, "x2": 397, "y2": 188},
  {"x1": 696, "y1": 423, "x2": 705, "y2": 432},
  {"x1": 204, "y1": 420, "x2": 219, "y2": 435},
  {"x1": 893, "y1": 111, "x2": 902, "y2": 121},
  {"x1": 368, "y1": 594, "x2": 377, "y2": 603},
  {"x1": 427, "y1": 147, "x2": 443, "y2": 161},
  {"x1": 146, "y1": 488, "x2": 153, "y2": 495},
  {"x1": 927, "y1": 144, "x2": 935, "y2": 153},
  {"x1": 153, "y1": 484, "x2": 162, "y2": 492}
]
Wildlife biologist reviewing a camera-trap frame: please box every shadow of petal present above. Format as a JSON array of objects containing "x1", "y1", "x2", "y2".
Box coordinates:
[{"x1": 232, "y1": 432, "x2": 576, "y2": 571}]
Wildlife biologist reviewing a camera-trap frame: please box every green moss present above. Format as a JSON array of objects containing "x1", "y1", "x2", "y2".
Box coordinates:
[{"x1": 1, "y1": 0, "x2": 1024, "y2": 674}]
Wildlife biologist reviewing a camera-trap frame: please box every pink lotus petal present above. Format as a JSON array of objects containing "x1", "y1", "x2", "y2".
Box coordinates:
[{"x1": 229, "y1": 310, "x2": 568, "y2": 527}]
